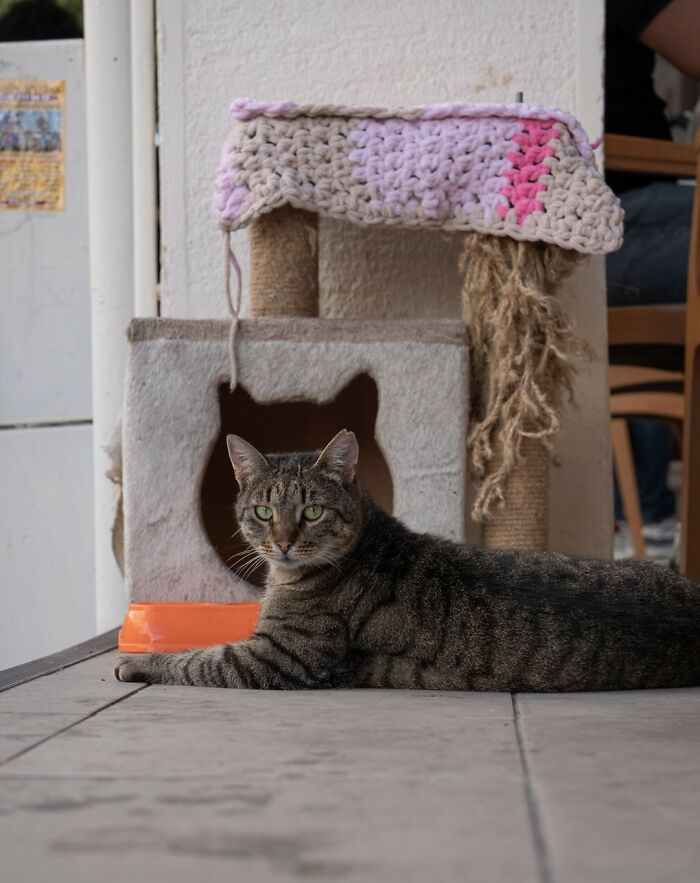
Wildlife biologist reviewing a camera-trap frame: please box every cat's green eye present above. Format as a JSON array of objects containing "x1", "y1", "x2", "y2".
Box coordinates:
[
  {"x1": 303, "y1": 504, "x2": 324, "y2": 521},
  {"x1": 254, "y1": 505, "x2": 273, "y2": 521}
]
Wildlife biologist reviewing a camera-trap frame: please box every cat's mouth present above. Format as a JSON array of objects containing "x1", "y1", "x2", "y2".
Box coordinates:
[{"x1": 262, "y1": 548, "x2": 339, "y2": 570}]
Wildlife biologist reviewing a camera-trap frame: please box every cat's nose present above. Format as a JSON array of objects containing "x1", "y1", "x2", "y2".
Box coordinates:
[{"x1": 276, "y1": 541, "x2": 293, "y2": 554}]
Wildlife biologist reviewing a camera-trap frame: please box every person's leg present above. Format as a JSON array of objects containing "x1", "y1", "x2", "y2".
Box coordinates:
[
  {"x1": 628, "y1": 419, "x2": 676, "y2": 523},
  {"x1": 607, "y1": 181, "x2": 692, "y2": 306},
  {"x1": 612, "y1": 420, "x2": 675, "y2": 520}
]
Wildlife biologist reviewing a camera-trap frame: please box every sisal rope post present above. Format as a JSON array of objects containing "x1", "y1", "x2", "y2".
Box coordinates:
[
  {"x1": 249, "y1": 205, "x2": 319, "y2": 316},
  {"x1": 480, "y1": 438, "x2": 549, "y2": 550},
  {"x1": 460, "y1": 233, "x2": 585, "y2": 551}
]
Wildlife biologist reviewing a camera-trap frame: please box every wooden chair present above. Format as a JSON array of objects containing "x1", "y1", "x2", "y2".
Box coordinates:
[{"x1": 605, "y1": 132, "x2": 700, "y2": 577}]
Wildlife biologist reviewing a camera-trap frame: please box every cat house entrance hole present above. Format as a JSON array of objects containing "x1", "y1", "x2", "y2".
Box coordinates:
[{"x1": 200, "y1": 373, "x2": 393, "y2": 588}]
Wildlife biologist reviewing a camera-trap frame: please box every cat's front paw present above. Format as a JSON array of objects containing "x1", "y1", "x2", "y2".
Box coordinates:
[{"x1": 114, "y1": 655, "x2": 156, "y2": 683}]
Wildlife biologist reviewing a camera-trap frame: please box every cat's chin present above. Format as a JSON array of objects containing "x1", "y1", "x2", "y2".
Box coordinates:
[{"x1": 269, "y1": 557, "x2": 303, "y2": 570}]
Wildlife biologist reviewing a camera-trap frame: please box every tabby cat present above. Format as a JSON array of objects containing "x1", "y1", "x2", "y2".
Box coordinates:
[{"x1": 115, "y1": 429, "x2": 700, "y2": 691}]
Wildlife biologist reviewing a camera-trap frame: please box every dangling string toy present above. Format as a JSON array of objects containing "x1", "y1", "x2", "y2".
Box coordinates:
[{"x1": 224, "y1": 230, "x2": 243, "y2": 391}]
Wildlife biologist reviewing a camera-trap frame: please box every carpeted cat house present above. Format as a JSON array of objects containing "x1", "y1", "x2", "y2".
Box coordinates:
[{"x1": 122, "y1": 98, "x2": 622, "y2": 605}]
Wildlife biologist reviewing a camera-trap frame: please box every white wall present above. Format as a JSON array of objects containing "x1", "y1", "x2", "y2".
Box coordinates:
[
  {"x1": 0, "y1": 40, "x2": 95, "y2": 669},
  {"x1": 0, "y1": 425, "x2": 94, "y2": 670},
  {"x1": 156, "y1": 0, "x2": 612, "y2": 557}
]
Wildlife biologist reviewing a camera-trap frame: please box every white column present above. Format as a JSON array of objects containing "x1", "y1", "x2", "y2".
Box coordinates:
[
  {"x1": 131, "y1": 0, "x2": 158, "y2": 317},
  {"x1": 84, "y1": 0, "x2": 133, "y2": 631}
]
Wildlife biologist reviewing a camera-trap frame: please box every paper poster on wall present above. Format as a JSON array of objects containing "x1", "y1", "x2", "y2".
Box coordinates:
[{"x1": 0, "y1": 79, "x2": 65, "y2": 211}]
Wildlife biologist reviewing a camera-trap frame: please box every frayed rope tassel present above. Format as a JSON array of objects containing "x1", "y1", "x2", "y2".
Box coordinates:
[
  {"x1": 460, "y1": 233, "x2": 587, "y2": 548},
  {"x1": 224, "y1": 230, "x2": 243, "y2": 391}
]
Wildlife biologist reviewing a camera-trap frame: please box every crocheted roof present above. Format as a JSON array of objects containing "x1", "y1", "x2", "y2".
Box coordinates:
[{"x1": 215, "y1": 99, "x2": 623, "y2": 255}]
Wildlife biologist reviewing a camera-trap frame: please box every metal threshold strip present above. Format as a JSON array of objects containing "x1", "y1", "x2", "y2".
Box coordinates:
[{"x1": 0, "y1": 628, "x2": 120, "y2": 693}]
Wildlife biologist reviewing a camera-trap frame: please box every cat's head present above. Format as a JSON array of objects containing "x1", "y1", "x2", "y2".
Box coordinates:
[{"x1": 226, "y1": 429, "x2": 361, "y2": 571}]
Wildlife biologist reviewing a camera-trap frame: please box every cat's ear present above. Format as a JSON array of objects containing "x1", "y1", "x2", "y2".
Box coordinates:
[
  {"x1": 313, "y1": 429, "x2": 359, "y2": 484},
  {"x1": 226, "y1": 435, "x2": 268, "y2": 487}
]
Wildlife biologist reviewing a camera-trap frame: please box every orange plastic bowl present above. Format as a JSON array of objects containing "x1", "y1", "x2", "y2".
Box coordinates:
[{"x1": 118, "y1": 602, "x2": 261, "y2": 653}]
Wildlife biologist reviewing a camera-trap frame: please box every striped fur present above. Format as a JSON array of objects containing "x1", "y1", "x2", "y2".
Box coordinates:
[{"x1": 115, "y1": 431, "x2": 700, "y2": 691}]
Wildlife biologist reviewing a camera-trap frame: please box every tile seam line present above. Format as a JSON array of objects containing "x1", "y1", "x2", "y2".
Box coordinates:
[
  {"x1": 0, "y1": 684, "x2": 149, "y2": 769},
  {"x1": 512, "y1": 692, "x2": 555, "y2": 883}
]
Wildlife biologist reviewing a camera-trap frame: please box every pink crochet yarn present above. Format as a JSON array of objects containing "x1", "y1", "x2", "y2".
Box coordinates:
[{"x1": 498, "y1": 119, "x2": 557, "y2": 224}]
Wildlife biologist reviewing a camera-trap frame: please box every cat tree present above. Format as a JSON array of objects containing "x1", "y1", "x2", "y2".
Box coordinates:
[{"x1": 123, "y1": 97, "x2": 622, "y2": 604}]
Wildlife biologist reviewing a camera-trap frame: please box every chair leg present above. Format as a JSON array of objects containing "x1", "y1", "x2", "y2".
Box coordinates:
[{"x1": 611, "y1": 418, "x2": 646, "y2": 559}]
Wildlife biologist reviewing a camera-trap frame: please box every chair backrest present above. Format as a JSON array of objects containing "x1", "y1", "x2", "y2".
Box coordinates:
[
  {"x1": 608, "y1": 304, "x2": 686, "y2": 347},
  {"x1": 604, "y1": 134, "x2": 696, "y2": 179}
]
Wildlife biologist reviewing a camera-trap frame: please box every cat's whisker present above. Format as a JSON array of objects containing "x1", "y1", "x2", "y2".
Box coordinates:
[
  {"x1": 239, "y1": 550, "x2": 267, "y2": 570},
  {"x1": 225, "y1": 554, "x2": 258, "y2": 571},
  {"x1": 237, "y1": 566, "x2": 253, "y2": 582},
  {"x1": 226, "y1": 548, "x2": 260, "y2": 564},
  {"x1": 225, "y1": 559, "x2": 253, "y2": 577},
  {"x1": 229, "y1": 561, "x2": 266, "y2": 581},
  {"x1": 226, "y1": 553, "x2": 257, "y2": 567},
  {"x1": 225, "y1": 548, "x2": 266, "y2": 578},
  {"x1": 306, "y1": 548, "x2": 342, "y2": 572},
  {"x1": 238, "y1": 556, "x2": 267, "y2": 582}
]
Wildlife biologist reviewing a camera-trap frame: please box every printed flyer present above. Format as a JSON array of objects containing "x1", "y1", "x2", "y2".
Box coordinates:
[{"x1": 0, "y1": 79, "x2": 65, "y2": 210}]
